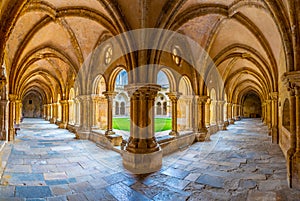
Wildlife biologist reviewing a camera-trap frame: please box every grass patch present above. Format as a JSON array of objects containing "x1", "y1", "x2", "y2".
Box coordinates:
[{"x1": 113, "y1": 117, "x2": 172, "y2": 132}]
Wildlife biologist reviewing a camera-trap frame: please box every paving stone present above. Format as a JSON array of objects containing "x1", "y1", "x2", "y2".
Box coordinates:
[
  {"x1": 165, "y1": 177, "x2": 190, "y2": 190},
  {"x1": 162, "y1": 167, "x2": 189, "y2": 179},
  {"x1": 0, "y1": 186, "x2": 15, "y2": 198},
  {"x1": 84, "y1": 188, "x2": 117, "y2": 201},
  {"x1": 106, "y1": 183, "x2": 151, "y2": 201},
  {"x1": 50, "y1": 185, "x2": 72, "y2": 196},
  {"x1": 239, "y1": 179, "x2": 257, "y2": 189},
  {"x1": 15, "y1": 186, "x2": 52, "y2": 198},
  {"x1": 196, "y1": 174, "x2": 225, "y2": 188},
  {"x1": 46, "y1": 196, "x2": 67, "y2": 201},
  {"x1": 66, "y1": 193, "x2": 88, "y2": 201},
  {"x1": 247, "y1": 190, "x2": 277, "y2": 201},
  {"x1": 44, "y1": 173, "x2": 67, "y2": 180}
]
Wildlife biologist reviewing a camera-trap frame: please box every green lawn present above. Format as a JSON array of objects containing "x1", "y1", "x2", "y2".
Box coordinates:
[{"x1": 113, "y1": 117, "x2": 172, "y2": 132}]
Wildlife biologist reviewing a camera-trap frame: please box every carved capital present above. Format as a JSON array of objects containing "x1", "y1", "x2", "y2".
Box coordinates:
[
  {"x1": 125, "y1": 83, "x2": 161, "y2": 100},
  {"x1": 60, "y1": 100, "x2": 68, "y2": 105},
  {"x1": 269, "y1": 92, "x2": 278, "y2": 100},
  {"x1": 77, "y1": 95, "x2": 91, "y2": 103},
  {"x1": 102, "y1": 91, "x2": 117, "y2": 100},
  {"x1": 166, "y1": 92, "x2": 182, "y2": 102},
  {"x1": 8, "y1": 94, "x2": 18, "y2": 102}
]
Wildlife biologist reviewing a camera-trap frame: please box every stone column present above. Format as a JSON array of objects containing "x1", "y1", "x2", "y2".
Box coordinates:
[
  {"x1": 270, "y1": 92, "x2": 279, "y2": 143},
  {"x1": 205, "y1": 98, "x2": 211, "y2": 127},
  {"x1": 0, "y1": 100, "x2": 8, "y2": 140},
  {"x1": 122, "y1": 83, "x2": 162, "y2": 174},
  {"x1": 103, "y1": 91, "x2": 117, "y2": 135},
  {"x1": 195, "y1": 96, "x2": 209, "y2": 141},
  {"x1": 166, "y1": 92, "x2": 181, "y2": 136},
  {"x1": 261, "y1": 102, "x2": 266, "y2": 123},
  {"x1": 76, "y1": 95, "x2": 92, "y2": 139},
  {"x1": 292, "y1": 86, "x2": 300, "y2": 188},
  {"x1": 50, "y1": 103, "x2": 57, "y2": 124},
  {"x1": 227, "y1": 103, "x2": 234, "y2": 124},
  {"x1": 91, "y1": 95, "x2": 99, "y2": 128},
  {"x1": 59, "y1": 100, "x2": 68, "y2": 128},
  {"x1": 287, "y1": 86, "x2": 296, "y2": 188},
  {"x1": 266, "y1": 99, "x2": 272, "y2": 130},
  {"x1": 15, "y1": 100, "x2": 22, "y2": 124},
  {"x1": 74, "y1": 98, "x2": 80, "y2": 127},
  {"x1": 218, "y1": 101, "x2": 226, "y2": 130},
  {"x1": 8, "y1": 94, "x2": 17, "y2": 141}
]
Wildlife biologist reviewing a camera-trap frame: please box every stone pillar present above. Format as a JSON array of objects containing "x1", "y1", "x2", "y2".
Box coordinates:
[
  {"x1": 292, "y1": 86, "x2": 300, "y2": 188},
  {"x1": 270, "y1": 92, "x2": 279, "y2": 143},
  {"x1": 261, "y1": 102, "x2": 266, "y2": 123},
  {"x1": 103, "y1": 91, "x2": 117, "y2": 135},
  {"x1": 15, "y1": 100, "x2": 22, "y2": 124},
  {"x1": 205, "y1": 98, "x2": 211, "y2": 127},
  {"x1": 287, "y1": 87, "x2": 296, "y2": 188},
  {"x1": 233, "y1": 103, "x2": 237, "y2": 120},
  {"x1": 50, "y1": 103, "x2": 57, "y2": 124},
  {"x1": 266, "y1": 99, "x2": 272, "y2": 130},
  {"x1": 227, "y1": 103, "x2": 234, "y2": 124},
  {"x1": 0, "y1": 100, "x2": 8, "y2": 140},
  {"x1": 91, "y1": 95, "x2": 99, "y2": 128},
  {"x1": 166, "y1": 92, "x2": 181, "y2": 136},
  {"x1": 8, "y1": 94, "x2": 17, "y2": 141},
  {"x1": 74, "y1": 98, "x2": 80, "y2": 127},
  {"x1": 122, "y1": 83, "x2": 162, "y2": 174},
  {"x1": 59, "y1": 100, "x2": 68, "y2": 128},
  {"x1": 76, "y1": 95, "x2": 92, "y2": 139},
  {"x1": 195, "y1": 96, "x2": 209, "y2": 141},
  {"x1": 217, "y1": 101, "x2": 226, "y2": 130}
]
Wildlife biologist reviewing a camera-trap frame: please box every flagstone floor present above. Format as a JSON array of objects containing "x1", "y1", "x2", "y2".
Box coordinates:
[{"x1": 0, "y1": 118, "x2": 300, "y2": 200}]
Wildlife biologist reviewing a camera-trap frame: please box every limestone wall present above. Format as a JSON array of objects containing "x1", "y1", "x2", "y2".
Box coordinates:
[{"x1": 22, "y1": 94, "x2": 43, "y2": 118}]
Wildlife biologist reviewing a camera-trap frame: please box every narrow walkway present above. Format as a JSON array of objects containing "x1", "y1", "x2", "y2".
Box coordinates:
[{"x1": 0, "y1": 118, "x2": 299, "y2": 200}]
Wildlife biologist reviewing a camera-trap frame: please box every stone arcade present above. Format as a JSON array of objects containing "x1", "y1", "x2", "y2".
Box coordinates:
[{"x1": 0, "y1": 0, "x2": 300, "y2": 200}]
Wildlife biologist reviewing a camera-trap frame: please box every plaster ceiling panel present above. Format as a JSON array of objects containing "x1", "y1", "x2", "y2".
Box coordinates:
[
  {"x1": 6, "y1": 11, "x2": 46, "y2": 67},
  {"x1": 42, "y1": 0, "x2": 109, "y2": 16},
  {"x1": 19, "y1": 21, "x2": 78, "y2": 68},
  {"x1": 179, "y1": 0, "x2": 235, "y2": 13},
  {"x1": 47, "y1": 57, "x2": 70, "y2": 85},
  {"x1": 64, "y1": 17, "x2": 105, "y2": 60},
  {"x1": 209, "y1": 19, "x2": 269, "y2": 65},
  {"x1": 178, "y1": 14, "x2": 223, "y2": 48},
  {"x1": 237, "y1": 6, "x2": 282, "y2": 68}
]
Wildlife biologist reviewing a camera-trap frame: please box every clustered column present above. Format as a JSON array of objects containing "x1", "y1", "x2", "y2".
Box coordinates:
[
  {"x1": 76, "y1": 95, "x2": 91, "y2": 139},
  {"x1": 122, "y1": 83, "x2": 162, "y2": 174},
  {"x1": 103, "y1": 91, "x2": 117, "y2": 135},
  {"x1": 8, "y1": 94, "x2": 17, "y2": 141},
  {"x1": 270, "y1": 92, "x2": 279, "y2": 143},
  {"x1": 195, "y1": 96, "x2": 209, "y2": 141},
  {"x1": 289, "y1": 84, "x2": 300, "y2": 189},
  {"x1": 59, "y1": 100, "x2": 69, "y2": 129},
  {"x1": 166, "y1": 92, "x2": 181, "y2": 136}
]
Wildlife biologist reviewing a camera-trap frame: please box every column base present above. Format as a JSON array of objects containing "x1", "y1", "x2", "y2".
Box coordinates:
[
  {"x1": 50, "y1": 118, "x2": 56, "y2": 124},
  {"x1": 75, "y1": 130, "x2": 90, "y2": 140},
  {"x1": 8, "y1": 128, "x2": 15, "y2": 141},
  {"x1": 271, "y1": 126, "x2": 278, "y2": 144},
  {"x1": 58, "y1": 123, "x2": 67, "y2": 129},
  {"x1": 169, "y1": 130, "x2": 179, "y2": 136},
  {"x1": 195, "y1": 130, "x2": 208, "y2": 142},
  {"x1": 105, "y1": 130, "x2": 115, "y2": 135},
  {"x1": 106, "y1": 134, "x2": 123, "y2": 146},
  {"x1": 230, "y1": 119, "x2": 235, "y2": 124},
  {"x1": 122, "y1": 148, "x2": 162, "y2": 174},
  {"x1": 291, "y1": 151, "x2": 300, "y2": 189}
]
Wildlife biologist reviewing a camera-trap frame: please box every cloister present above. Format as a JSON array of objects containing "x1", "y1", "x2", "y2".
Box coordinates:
[{"x1": 1, "y1": 0, "x2": 300, "y2": 199}]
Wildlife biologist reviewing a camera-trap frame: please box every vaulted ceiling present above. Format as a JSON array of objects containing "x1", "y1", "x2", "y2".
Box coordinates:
[{"x1": 0, "y1": 0, "x2": 295, "y2": 104}]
